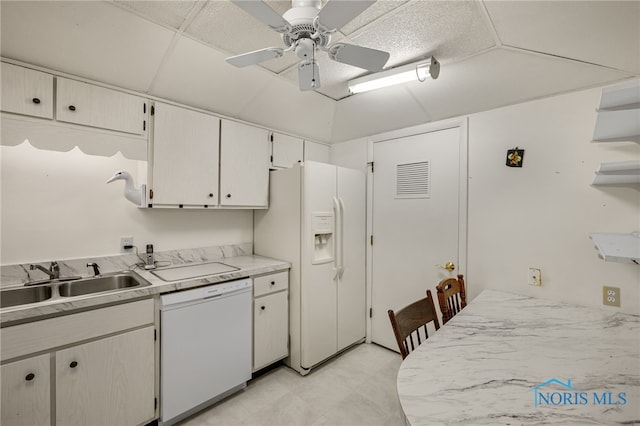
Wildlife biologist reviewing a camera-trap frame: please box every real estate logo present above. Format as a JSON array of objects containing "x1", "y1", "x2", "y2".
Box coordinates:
[{"x1": 530, "y1": 378, "x2": 627, "y2": 408}]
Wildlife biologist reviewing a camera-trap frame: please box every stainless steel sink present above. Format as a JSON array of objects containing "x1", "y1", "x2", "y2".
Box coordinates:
[
  {"x1": 58, "y1": 272, "x2": 150, "y2": 297},
  {"x1": 1, "y1": 286, "x2": 53, "y2": 308}
]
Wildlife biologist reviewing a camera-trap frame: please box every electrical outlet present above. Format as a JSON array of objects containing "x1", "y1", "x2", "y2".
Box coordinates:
[
  {"x1": 528, "y1": 268, "x2": 542, "y2": 286},
  {"x1": 120, "y1": 236, "x2": 134, "y2": 253},
  {"x1": 603, "y1": 286, "x2": 620, "y2": 307}
]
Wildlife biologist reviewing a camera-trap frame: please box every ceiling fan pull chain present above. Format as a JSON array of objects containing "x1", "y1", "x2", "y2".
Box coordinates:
[{"x1": 311, "y1": 43, "x2": 317, "y2": 88}]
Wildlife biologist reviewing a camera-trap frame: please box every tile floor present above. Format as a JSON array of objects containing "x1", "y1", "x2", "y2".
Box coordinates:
[{"x1": 177, "y1": 343, "x2": 405, "y2": 426}]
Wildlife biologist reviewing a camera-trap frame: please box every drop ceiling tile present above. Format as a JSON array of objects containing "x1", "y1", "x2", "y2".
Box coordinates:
[
  {"x1": 113, "y1": 0, "x2": 197, "y2": 30},
  {"x1": 150, "y1": 35, "x2": 275, "y2": 118},
  {"x1": 410, "y1": 48, "x2": 631, "y2": 128},
  {"x1": 485, "y1": 1, "x2": 640, "y2": 74},
  {"x1": 332, "y1": 84, "x2": 430, "y2": 142},
  {"x1": 350, "y1": 0, "x2": 496, "y2": 68},
  {"x1": 339, "y1": 0, "x2": 409, "y2": 35},
  {"x1": 184, "y1": 1, "x2": 298, "y2": 73},
  {"x1": 0, "y1": 1, "x2": 174, "y2": 93}
]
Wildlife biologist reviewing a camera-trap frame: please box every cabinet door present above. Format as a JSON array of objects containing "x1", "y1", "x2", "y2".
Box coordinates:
[
  {"x1": 220, "y1": 120, "x2": 269, "y2": 207},
  {"x1": 1, "y1": 62, "x2": 53, "y2": 119},
  {"x1": 253, "y1": 291, "x2": 289, "y2": 371},
  {"x1": 272, "y1": 132, "x2": 303, "y2": 168},
  {"x1": 56, "y1": 77, "x2": 146, "y2": 135},
  {"x1": 55, "y1": 326, "x2": 155, "y2": 426},
  {"x1": 151, "y1": 102, "x2": 220, "y2": 206},
  {"x1": 1, "y1": 354, "x2": 50, "y2": 426}
]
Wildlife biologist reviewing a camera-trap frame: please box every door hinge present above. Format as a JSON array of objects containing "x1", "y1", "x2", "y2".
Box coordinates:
[
  {"x1": 270, "y1": 155, "x2": 273, "y2": 163},
  {"x1": 154, "y1": 397, "x2": 158, "y2": 410},
  {"x1": 143, "y1": 103, "x2": 146, "y2": 114},
  {"x1": 367, "y1": 161, "x2": 374, "y2": 173},
  {"x1": 270, "y1": 133, "x2": 274, "y2": 142},
  {"x1": 154, "y1": 329, "x2": 157, "y2": 341},
  {"x1": 369, "y1": 307, "x2": 373, "y2": 318},
  {"x1": 150, "y1": 105, "x2": 155, "y2": 116},
  {"x1": 143, "y1": 120, "x2": 146, "y2": 131},
  {"x1": 370, "y1": 235, "x2": 374, "y2": 246},
  {"x1": 149, "y1": 189, "x2": 154, "y2": 200}
]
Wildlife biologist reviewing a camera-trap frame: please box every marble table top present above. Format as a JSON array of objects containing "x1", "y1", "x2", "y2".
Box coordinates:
[{"x1": 397, "y1": 289, "x2": 640, "y2": 425}]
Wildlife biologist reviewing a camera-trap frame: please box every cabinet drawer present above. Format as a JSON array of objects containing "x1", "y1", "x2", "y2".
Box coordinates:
[
  {"x1": 0, "y1": 298, "x2": 154, "y2": 361},
  {"x1": 1, "y1": 62, "x2": 54, "y2": 119},
  {"x1": 56, "y1": 77, "x2": 146, "y2": 135},
  {"x1": 253, "y1": 271, "x2": 288, "y2": 297}
]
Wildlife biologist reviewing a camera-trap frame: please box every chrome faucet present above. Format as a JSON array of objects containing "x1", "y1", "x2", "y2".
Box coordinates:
[
  {"x1": 29, "y1": 261, "x2": 60, "y2": 279},
  {"x1": 87, "y1": 262, "x2": 101, "y2": 277}
]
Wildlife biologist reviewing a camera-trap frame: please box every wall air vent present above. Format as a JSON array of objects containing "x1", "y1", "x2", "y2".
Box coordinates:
[{"x1": 396, "y1": 161, "x2": 430, "y2": 199}]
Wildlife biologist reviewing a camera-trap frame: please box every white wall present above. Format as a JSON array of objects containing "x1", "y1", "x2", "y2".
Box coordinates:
[
  {"x1": 1, "y1": 142, "x2": 253, "y2": 265},
  {"x1": 331, "y1": 83, "x2": 640, "y2": 315},
  {"x1": 467, "y1": 86, "x2": 639, "y2": 314}
]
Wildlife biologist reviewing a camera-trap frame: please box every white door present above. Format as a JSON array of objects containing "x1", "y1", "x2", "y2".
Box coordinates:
[
  {"x1": 336, "y1": 166, "x2": 366, "y2": 351},
  {"x1": 371, "y1": 127, "x2": 463, "y2": 350},
  {"x1": 301, "y1": 161, "x2": 337, "y2": 368}
]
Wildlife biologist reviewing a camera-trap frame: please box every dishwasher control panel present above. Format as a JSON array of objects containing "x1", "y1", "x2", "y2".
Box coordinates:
[{"x1": 160, "y1": 278, "x2": 252, "y2": 308}]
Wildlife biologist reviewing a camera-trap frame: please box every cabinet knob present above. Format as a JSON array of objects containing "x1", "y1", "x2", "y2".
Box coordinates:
[
  {"x1": 68, "y1": 105, "x2": 76, "y2": 111},
  {"x1": 270, "y1": 281, "x2": 275, "y2": 286},
  {"x1": 25, "y1": 373, "x2": 35, "y2": 381},
  {"x1": 32, "y1": 98, "x2": 41, "y2": 104},
  {"x1": 226, "y1": 194, "x2": 231, "y2": 198},
  {"x1": 208, "y1": 193, "x2": 214, "y2": 198},
  {"x1": 261, "y1": 305, "x2": 266, "y2": 310},
  {"x1": 69, "y1": 361, "x2": 78, "y2": 368}
]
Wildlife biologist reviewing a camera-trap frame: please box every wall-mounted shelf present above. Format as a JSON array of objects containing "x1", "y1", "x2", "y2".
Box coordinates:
[
  {"x1": 592, "y1": 80, "x2": 640, "y2": 143},
  {"x1": 592, "y1": 160, "x2": 640, "y2": 187},
  {"x1": 590, "y1": 232, "x2": 640, "y2": 264}
]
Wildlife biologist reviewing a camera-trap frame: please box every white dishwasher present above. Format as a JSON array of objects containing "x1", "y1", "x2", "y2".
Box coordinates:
[{"x1": 159, "y1": 278, "x2": 252, "y2": 426}]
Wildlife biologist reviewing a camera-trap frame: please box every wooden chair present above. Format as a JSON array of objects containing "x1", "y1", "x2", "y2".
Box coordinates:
[
  {"x1": 387, "y1": 290, "x2": 440, "y2": 359},
  {"x1": 436, "y1": 274, "x2": 467, "y2": 325}
]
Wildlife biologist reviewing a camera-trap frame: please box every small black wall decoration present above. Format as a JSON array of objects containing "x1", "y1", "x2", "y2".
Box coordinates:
[{"x1": 506, "y1": 148, "x2": 525, "y2": 168}]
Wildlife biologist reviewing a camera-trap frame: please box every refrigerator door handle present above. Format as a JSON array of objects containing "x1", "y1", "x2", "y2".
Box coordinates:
[
  {"x1": 338, "y1": 197, "x2": 346, "y2": 278},
  {"x1": 332, "y1": 197, "x2": 341, "y2": 280}
]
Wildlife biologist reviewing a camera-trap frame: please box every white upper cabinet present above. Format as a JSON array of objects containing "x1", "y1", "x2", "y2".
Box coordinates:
[
  {"x1": 1, "y1": 62, "x2": 54, "y2": 119},
  {"x1": 220, "y1": 120, "x2": 269, "y2": 208},
  {"x1": 271, "y1": 132, "x2": 303, "y2": 169},
  {"x1": 150, "y1": 102, "x2": 220, "y2": 207},
  {"x1": 56, "y1": 77, "x2": 147, "y2": 135}
]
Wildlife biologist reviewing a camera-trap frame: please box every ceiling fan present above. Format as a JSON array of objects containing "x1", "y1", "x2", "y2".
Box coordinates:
[{"x1": 225, "y1": 0, "x2": 390, "y2": 91}]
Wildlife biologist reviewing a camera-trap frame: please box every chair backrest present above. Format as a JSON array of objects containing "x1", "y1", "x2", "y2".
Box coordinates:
[
  {"x1": 387, "y1": 290, "x2": 440, "y2": 359},
  {"x1": 436, "y1": 274, "x2": 467, "y2": 325}
]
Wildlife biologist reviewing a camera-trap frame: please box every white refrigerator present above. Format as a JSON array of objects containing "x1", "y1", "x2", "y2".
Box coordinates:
[{"x1": 254, "y1": 161, "x2": 366, "y2": 375}]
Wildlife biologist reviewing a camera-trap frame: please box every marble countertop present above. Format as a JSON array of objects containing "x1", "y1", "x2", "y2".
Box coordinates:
[
  {"x1": 1, "y1": 254, "x2": 290, "y2": 326},
  {"x1": 397, "y1": 289, "x2": 640, "y2": 425}
]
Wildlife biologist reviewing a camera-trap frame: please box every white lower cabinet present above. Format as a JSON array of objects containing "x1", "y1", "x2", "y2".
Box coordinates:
[
  {"x1": 0, "y1": 299, "x2": 156, "y2": 426},
  {"x1": 55, "y1": 327, "x2": 155, "y2": 426},
  {"x1": 253, "y1": 271, "x2": 289, "y2": 372},
  {"x1": 1, "y1": 354, "x2": 51, "y2": 426}
]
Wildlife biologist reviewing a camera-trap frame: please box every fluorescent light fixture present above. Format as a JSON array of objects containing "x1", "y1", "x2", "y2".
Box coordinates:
[{"x1": 348, "y1": 57, "x2": 440, "y2": 94}]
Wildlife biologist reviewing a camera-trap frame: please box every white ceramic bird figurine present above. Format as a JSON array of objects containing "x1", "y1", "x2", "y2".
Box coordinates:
[{"x1": 106, "y1": 171, "x2": 146, "y2": 207}]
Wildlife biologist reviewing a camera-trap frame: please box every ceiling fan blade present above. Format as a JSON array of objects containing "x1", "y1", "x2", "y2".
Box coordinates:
[
  {"x1": 226, "y1": 47, "x2": 285, "y2": 67},
  {"x1": 328, "y1": 43, "x2": 389, "y2": 72},
  {"x1": 317, "y1": 0, "x2": 375, "y2": 31},
  {"x1": 230, "y1": 0, "x2": 290, "y2": 31},
  {"x1": 298, "y1": 60, "x2": 321, "y2": 91}
]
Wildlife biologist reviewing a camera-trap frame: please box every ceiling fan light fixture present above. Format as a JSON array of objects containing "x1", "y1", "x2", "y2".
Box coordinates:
[{"x1": 348, "y1": 57, "x2": 440, "y2": 94}]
